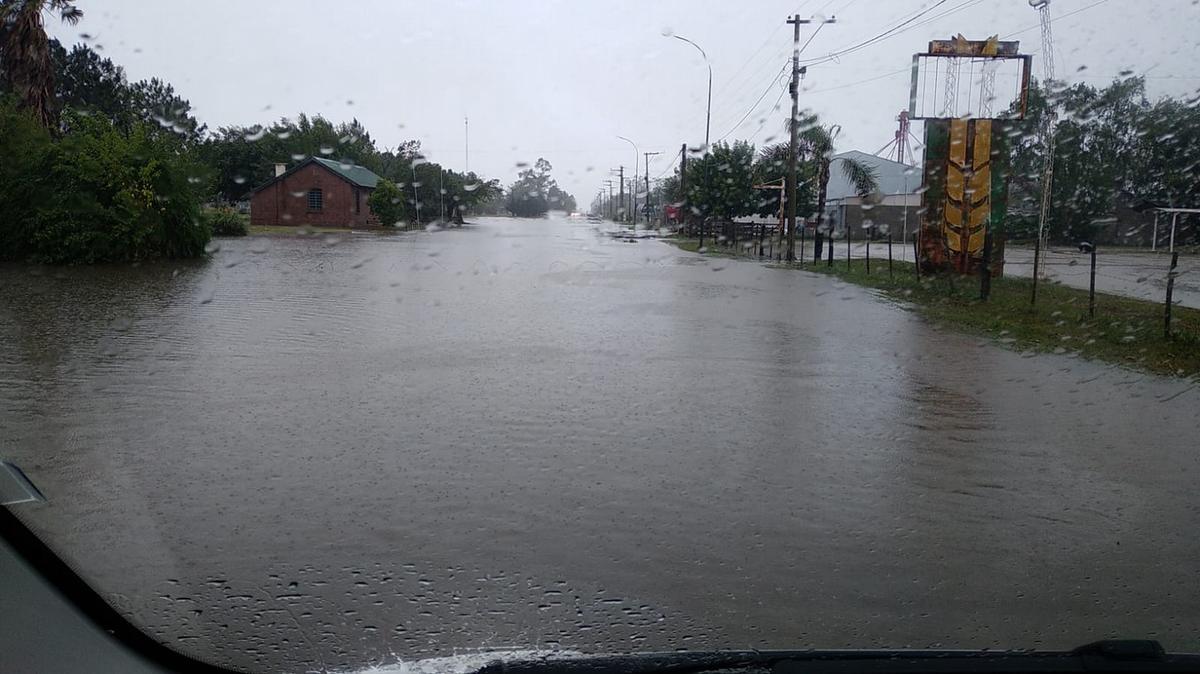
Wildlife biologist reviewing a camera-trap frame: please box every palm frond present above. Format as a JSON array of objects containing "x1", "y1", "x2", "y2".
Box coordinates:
[{"x1": 838, "y1": 157, "x2": 879, "y2": 198}]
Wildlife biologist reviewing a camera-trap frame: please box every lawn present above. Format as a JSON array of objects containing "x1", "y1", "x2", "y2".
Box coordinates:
[{"x1": 665, "y1": 237, "x2": 1200, "y2": 378}]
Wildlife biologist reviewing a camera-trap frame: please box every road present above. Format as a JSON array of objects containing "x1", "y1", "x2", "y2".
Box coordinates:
[{"x1": 1, "y1": 215, "x2": 1197, "y2": 673}]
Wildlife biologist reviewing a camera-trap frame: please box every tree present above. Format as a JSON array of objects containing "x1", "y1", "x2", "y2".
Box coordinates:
[
  {"x1": 0, "y1": 0, "x2": 82, "y2": 128},
  {"x1": 683, "y1": 140, "x2": 757, "y2": 224},
  {"x1": 367, "y1": 178, "x2": 405, "y2": 226},
  {"x1": 506, "y1": 157, "x2": 573, "y2": 218},
  {"x1": 129, "y1": 77, "x2": 204, "y2": 144},
  {"x1": 51, "y1": 41, "x2": 130, "y2": 125},
  {"x1": 1009, "y1": 77, "x2": 1200, "y2": 245},
  {"x1": 790, "y1": 124, "x2": 877, "y2": 262},
  {"x1": 0, "y1": 99, "x2": 209, "y2": 263},
  {"x1": 444, "y1": 171, "x2": 500, "y2": 223}
]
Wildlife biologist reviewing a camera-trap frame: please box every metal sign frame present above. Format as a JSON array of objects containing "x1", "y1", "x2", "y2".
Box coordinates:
[{"x1": 908, "y1": 36, "x2": 1032, "y2": 121}]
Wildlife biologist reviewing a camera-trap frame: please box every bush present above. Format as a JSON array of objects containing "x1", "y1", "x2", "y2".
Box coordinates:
[
  {"x1": 201, "y1": 207, "x2": 248, "y2": 236},
  {"x1": 0, "y1": 100, "x2": 209, "y2": 264},
  {"x1": 367, "y1": 178, "x2": 405, "y2": 226}
]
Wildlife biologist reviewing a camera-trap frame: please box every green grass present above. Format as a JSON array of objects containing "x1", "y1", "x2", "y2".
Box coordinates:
[
  {"x1": 665, "y1": 237, "x2": 1200, "y2": 378},
  {"x1": 668, "y1": 237, "x2": 750, "y2": 259}
]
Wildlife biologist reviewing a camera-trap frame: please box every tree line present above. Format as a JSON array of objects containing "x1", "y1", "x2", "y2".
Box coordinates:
[
  {"x1": 641, "y1": 115, "x2": 879, "y2": 260},
  {"x1": 634, "y1": 78, "x2": 1198, "y2": 252},
  {"x1": 0, "y1": 1, "x2": 575, "y2": 263},
  {"x1": 1006, "y1": 77, "x2": 1200, "y2": 244}
]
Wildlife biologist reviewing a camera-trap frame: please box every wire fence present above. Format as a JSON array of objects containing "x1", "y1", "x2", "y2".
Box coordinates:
[{"x1": 694, "y1": 225, "x2": 1196, "y2": 331}]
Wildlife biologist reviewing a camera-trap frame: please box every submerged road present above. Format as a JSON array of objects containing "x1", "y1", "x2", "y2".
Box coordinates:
[{"x1": 2, "y1": 215, "x2": 1197, "y2": 672}]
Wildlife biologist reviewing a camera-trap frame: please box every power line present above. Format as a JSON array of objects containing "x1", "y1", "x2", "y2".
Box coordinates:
[
  {"x1": 712, "y1": 22, "x2": 788, "y2": 98},
  {"x1": 745, "y1": 84, "x2": 791, "y2": 144},
  {"x1": 713, "y1": 18, "x2": 832, "y2": 143},
  {"x1": 653, "y1": 149, "x2": 681, "y2": 180},
  {"x1": 715, "y1": 62, "x2": 790, "y2": 142},
  {"x1": 805, "y1": 66, "x2": 910, "y2": 93},
  {"x1": 798, "y1": 0, "x2": 991, "y2": 69},
  {"x1": 797, "y1": 0, "x2": 951, "y2": 65},
  {"x1": 1002, "y1": 0, "x2": 1110, "y2": 38},
  {"x1": 797, "y1": 20, "x2": 829, "y2": 55}
]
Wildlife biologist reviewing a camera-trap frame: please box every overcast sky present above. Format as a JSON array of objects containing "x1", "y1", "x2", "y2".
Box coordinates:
[{"x1": 50, "y1": 0, "x2": 1200, "y2": 202}]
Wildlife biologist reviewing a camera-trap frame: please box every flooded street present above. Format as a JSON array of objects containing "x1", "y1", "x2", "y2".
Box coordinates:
[{"x1": 2, "y1": 215, "x2": 1198, "y2": 673}]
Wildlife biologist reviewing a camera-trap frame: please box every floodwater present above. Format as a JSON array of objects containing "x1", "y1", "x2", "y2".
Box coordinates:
[{"x1": 1, "y1": 215, "x2": 1198, "y2": 673}]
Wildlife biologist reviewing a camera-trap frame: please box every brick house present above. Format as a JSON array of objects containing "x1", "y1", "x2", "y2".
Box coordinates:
[{"x1": 250, "y1": 157, "x2": 382, "y2": 227}]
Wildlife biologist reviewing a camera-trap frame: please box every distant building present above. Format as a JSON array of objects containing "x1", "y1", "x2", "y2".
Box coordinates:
[
  {"x1": 250, "y1": 157, "x2": 382, "y2": 228},
  {"x1": 823, "y1": 150, "x2": 921, "y2": 241}
]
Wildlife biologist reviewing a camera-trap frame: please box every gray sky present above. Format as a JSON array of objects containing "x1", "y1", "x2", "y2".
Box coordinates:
[{"x1": 52, "y1": 0, "x2": 1200, "y2": 201}]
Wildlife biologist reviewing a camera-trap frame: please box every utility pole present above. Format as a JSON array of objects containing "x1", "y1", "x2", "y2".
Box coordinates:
[
  {"x1": 785, "y1": 14, "x2": 835, "y2": 262},
  {"x1": 605, "y1": 180, "x2": 615, "y2": 220},
  {"x1": 644, "y1": 151, "x2": 660, "y2": 224},
  {"x1": 617, "y1": 165, "x2": 625, "y2": 224},
  {"x1": 411, "y1": 163, "x2": 421, "y2": 228},
  {"x1": 628, "y1": 178, "x2": 636, "y2": 225},
  {"x1": 679, "y1": 143, "x2": 688, "y2": 235},
  {"x1": 464, "y1": 116, "x2": 469, "y2": 173}
]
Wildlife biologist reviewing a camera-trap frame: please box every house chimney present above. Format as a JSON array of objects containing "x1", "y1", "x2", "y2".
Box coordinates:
[{"x1": 274, "y1": 163, "x2": 286, "y2": 177}]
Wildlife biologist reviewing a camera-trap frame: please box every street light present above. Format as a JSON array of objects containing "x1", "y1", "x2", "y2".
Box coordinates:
[
  {"x1": 671, "y1": 35, "x2": 711, "y2": 149},
  {"x1": 617, "y1": 135, "x2": 639, "y2": 226}
]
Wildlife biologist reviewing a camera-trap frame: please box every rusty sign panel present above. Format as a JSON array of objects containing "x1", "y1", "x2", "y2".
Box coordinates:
[{"x1": 929, "y1": 34, "x2": 1019, "y2": 56}]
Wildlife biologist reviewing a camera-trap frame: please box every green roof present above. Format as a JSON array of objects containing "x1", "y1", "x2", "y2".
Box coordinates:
[{"x1": 311, "y1": 157, "x2": 380, "y2": 188}]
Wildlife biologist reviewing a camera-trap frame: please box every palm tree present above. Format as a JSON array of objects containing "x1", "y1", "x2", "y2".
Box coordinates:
[
  {"x1": 796, "y1": 124, "x2": 877, "y2": 263},
  {"x1": 759, "y1": 124, "x2": 879, "y2": 262},
  {"x1": 0, "y1": 0, "x2": 83, "y2": 129}
]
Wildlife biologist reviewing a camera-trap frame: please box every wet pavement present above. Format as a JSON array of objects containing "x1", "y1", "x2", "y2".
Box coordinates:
[{"x1": 1, "y1": 215, "x2": 1198, "y2": 672}]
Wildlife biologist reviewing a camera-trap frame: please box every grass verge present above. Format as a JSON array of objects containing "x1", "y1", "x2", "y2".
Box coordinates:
[{"x1": 664, "y1": 237, "x2": 1200, "y2": 378}]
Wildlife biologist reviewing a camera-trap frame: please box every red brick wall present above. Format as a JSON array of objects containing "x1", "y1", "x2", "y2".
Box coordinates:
[{"x1": 250, "y1": 163, "x2": 376, "y2": 227}]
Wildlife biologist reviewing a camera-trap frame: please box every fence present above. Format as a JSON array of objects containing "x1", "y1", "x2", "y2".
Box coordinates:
[{"x1": 697, "y1": 227, "x2": 1194, "y2": 330}]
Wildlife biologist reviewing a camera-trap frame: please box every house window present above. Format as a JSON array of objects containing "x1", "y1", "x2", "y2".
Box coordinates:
[{"x1": 307, "y1": 188, "x2": 323, "y2": 211}]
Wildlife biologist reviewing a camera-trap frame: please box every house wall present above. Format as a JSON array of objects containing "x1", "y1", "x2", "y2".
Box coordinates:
[
  {"x1": 250, "y1": 164, "x2": 377, "y2": 227},
  {"x1": 824, "y1": 202, "x2": 921, "y2": 241}
]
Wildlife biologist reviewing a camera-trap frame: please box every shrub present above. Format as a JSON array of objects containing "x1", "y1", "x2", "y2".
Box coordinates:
[
  {"x1": 0, "y1": 100, "x2": 209, "y2": 264},
  {"x1": 367, "y1": 178, "x2": 405, "y2": 226},
  {"x1": 201, "y1": 207, "x2": 248, "y2": 236}
]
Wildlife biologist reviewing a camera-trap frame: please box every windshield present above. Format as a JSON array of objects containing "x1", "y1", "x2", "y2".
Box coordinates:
[{"x1": 2, "y1": 1, "x2": 1199, "y2": 672}]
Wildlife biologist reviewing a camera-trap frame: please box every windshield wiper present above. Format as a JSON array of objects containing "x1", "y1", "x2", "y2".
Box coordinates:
[{"x1": 476, "y1": 640, "x2": 1199, "y2": 673}]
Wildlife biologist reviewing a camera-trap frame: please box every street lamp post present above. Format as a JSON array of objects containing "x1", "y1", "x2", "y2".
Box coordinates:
[
  {"x1": 617, "y1": 135, "x2": 639, "y2": 227},
  {"x1": 672, "y1": 34, "x2": 712, "y2": 248},
  {"x1": 672, "y1": 35, "x2": 711, "y2": 148}
]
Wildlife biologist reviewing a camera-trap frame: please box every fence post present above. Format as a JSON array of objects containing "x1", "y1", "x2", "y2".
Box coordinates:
[
  {"x1": 758, "y1": 223, "x2": 765, "y2": 258},
  {"x1": 1089, "y1": 244, "x2": 1097, "y2": 318},
  {"x1": 888, "y1": 233, "x2": 894, "y2": 280},
  {"x1": 865, "y1": 228, "x2": 871, "y2": 275},
  {"x1": 1165, "y1": 251, "x2": 1178, "y2": 339},
  {"x1": 827, "y1": 230, "x2": 834, "y2": 267}
]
